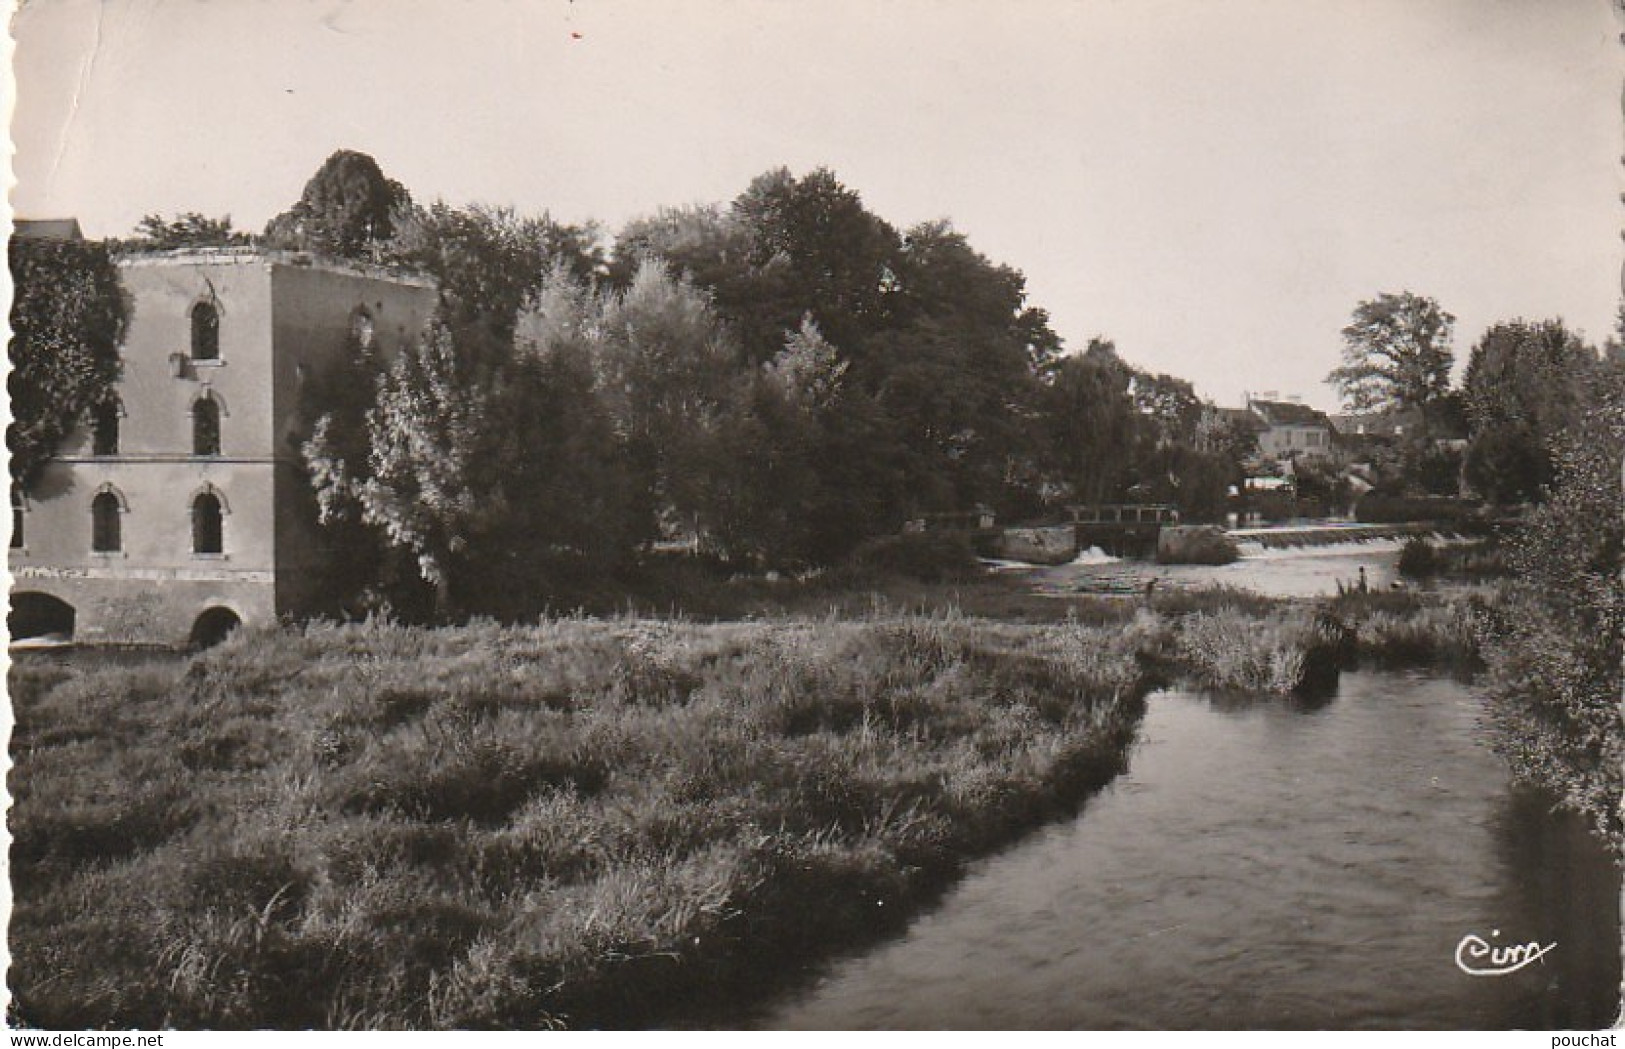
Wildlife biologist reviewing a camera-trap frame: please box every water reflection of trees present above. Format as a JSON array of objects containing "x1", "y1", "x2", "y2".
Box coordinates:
[
  {"x1": 1481, "y1": 783, "x2": 1621, "y2": 1029},
  {"x1": 1193, "y1": 683, "x2": 1340, "y2": 717}
]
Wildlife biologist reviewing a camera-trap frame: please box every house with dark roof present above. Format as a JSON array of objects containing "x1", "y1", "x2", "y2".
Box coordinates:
[
  {"x1": 1330, "y1": 406, "x2": 1469, "y2": 449},
  {"x1": 1247, "y1": 397, "x2": 1334, "y2": 460},
  {"x1": 1331, "y1": 411, "x2": 1411, "y2": 444}
]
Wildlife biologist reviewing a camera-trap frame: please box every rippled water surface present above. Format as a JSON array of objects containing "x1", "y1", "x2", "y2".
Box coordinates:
[{"x1": 763, "y1": 671, "x2": 1621, "y2": 1030}]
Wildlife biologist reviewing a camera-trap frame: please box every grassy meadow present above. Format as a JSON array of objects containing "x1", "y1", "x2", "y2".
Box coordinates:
[{"x1": 7, "y1": 578, "x2": 1487, "y2": 1029}]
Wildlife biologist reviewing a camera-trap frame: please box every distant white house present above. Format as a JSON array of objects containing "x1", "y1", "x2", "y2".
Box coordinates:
[
  {"x1": 1246, "y1": 396, "x2": 1334, "y2": 461},
  {"x1": 1204, "y1": 395, "x2": 1334, "y2": 465}
]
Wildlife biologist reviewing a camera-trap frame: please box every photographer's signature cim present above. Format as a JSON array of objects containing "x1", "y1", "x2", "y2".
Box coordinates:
[{"x1": 1455, "y1": 930, "x2": 1556, "y2": 976}]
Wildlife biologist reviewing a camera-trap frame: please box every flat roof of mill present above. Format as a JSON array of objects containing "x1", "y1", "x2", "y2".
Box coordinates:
[{"x1": 116, "y1": 246, "x2": 437, "y2": 288}]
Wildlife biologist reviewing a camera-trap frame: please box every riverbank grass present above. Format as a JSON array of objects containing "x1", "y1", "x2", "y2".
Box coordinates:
[
  {"x1": 9, "y1": 575, "x2": 1493, "y2": 1028},
  {"x1": 1149, "y1": 586, "x2": 1484, "y2": 694},
  {"x1": 9, "y1": 614, "x2": 1152, "y2": 1030}
]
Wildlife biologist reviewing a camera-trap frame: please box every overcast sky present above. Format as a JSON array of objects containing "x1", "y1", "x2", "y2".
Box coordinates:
[{"x1": 8, "y1": 0, "x2": 1622, "y2": 409}]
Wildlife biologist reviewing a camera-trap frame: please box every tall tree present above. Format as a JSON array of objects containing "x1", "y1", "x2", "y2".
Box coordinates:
[
  {"x1": 877, "y1": 220, "x2": 1050, "y2": 513},
  {"x1": 340, "y1": 313, "x2": 642, "y2": 619},
  {"x1": 386, "y1": 202, "x2": 602, "y2": 338},
  {"x1": 730, "y1": 167, "x2": 904, "y2": 366},
  {"x1": 305, "y1": 300, "x2": 641, "y2": 619},
  {"x1": 1461, "y1": 319, "x2": 1596, "y2": 503},
  {"x1": 471, "y1": 332, "x2": 641, "y2": 609},
  {"x1": 596, "y1": 258, "x2": 736, "y2": 528},
  {"x1": 1039, "y1": 340, "x2": 1139, "y2": 506},
  {"x1": 613, "y1": 168, "x2": 1075, "y2": 538},
  {"x1": 1129, "y1": 369, "x2": 1202, "y2": 448},
  {"x1": 8, "y1": 237, "x2": 127, "y2": 487},
  {"x1": 264, "y1": 149, "x2": 412, "y2": 259},
  {"x1": 1328, "y1": 292, "x2": 1455, "y2": 424},
  {"x1": 299, "y1": 195, "x2": 606, "y2": 615},
  {"x1": 299, "y1": 329, "x2": 409, "y2": 613},
  {"x1": 1194, "y1": 405, "x2": 1260, "y2": 464},
  {"x1": 686, "y1": 319, "x2": 847, "y2": 566},
  {"x1": 353, "y1": 319, "x2": 505, "y2": 615},
  {"x1": 525, "y1": 260, "x2": 737, "y2": 544}
]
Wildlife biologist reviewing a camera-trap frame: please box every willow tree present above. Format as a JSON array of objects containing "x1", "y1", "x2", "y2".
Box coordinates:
[
  {"x1": 1039, "y1": 340, "x2": 1138, "y2": 507},
  {"x1": 523, "y1": 259, "x2": 737, "y2": 546}
]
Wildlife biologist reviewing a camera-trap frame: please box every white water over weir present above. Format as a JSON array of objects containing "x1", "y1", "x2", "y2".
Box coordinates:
[
  {"x1": 1227, "y1": 521, "x2": 1469, "y2": 550},
  {"x1": 1026, "y1": 525, "x2": 1477, "y2": 599}
]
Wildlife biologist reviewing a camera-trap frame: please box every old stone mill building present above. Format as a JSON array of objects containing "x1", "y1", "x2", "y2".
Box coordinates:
[{"x1": 10, "y1": 242, "x2": 437, "y2": 646}]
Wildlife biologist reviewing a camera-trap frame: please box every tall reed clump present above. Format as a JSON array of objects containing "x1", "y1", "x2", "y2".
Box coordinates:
[
  {"x1": 1350, "y1": 603, "x2": 1481, "y2": 669},
  {"x1": 1322, "y1": 588, "x2": 1486, "y2": 671},
  {"x1": 9, "y1": 614, "x2": 1156, "y2": 1030},
  {"x1": 1173, "y1": 608, "x2": 1349, "y2": 694}
]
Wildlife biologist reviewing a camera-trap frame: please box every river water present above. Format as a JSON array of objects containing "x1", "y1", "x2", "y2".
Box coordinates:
[{"x1": 761, "y1": 670, "x2": 1621, "y2": 1029}]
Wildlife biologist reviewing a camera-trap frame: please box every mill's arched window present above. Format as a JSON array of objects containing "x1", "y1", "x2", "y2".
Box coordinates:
[
  {"x1": 191, "y1": 302, "x2": 220, "y2": 361},
  {"x1": 92, "y1": 399, "x2": 121, "y2": 456},
  {"x1": 91, "y1": 492, "x2": 122, "y2": 553},
  {"x1": 192, "y1": 492, "x2": 223, "y2": 555},
  {"x1": 193, "y1": 396, "x2": 221, "y2": 456}
]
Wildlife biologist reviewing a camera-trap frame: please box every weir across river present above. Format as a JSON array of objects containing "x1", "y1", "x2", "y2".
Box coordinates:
[{"x1": 1065, "y1": 504, "x2": 1182, "y2": 558}]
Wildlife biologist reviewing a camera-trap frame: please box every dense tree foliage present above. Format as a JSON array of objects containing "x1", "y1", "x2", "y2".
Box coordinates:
[
  {"x1": 8, "y1": 237, "x2": 127, "y2": 487},
  {"x1": 1328, "y1": 292, "x2": 1455, "y2": 423},
  {"x1": 290, "y1": 171, "x2": 620, "y2": 615},
  {"x1": 297, "y1": 160, "x2": 1093, "y2": 586},
  {"x1": 523, "y1": 260, "x2": 735, "y2": 547},
  {"x1": 284, "y1": 156, "x2": 1300, "y2": 608},
  {"x1": 264, "y1": 149, "x2": 412, "y2": 259},
  {"x1": 609, "y1": 204, "x2": 771, "y2": 363},
  {"x1": 613, "y1": 174, "x2": 1063, "y2": 530},
  {"x1": 1129, "y1": 445, "x2": 1238, "y2": 522},
  {"x1": 1194, "y1": 407, "x2": 1259, "y2": 464},
  {"x1": 308, "y1": 312, "x2": 637, "y2": 619},
  {"x1": 385, "y1": 202, "x2": 602, "y2": 338},
  {"x1": 1130, "y1": 370, "x2": 1202, "y2": 448},
  {"x1": 115, "y1": 212, "x2": 251, "y2": 252},
  {"x1": 683, "y1": 319, "x2": 854, "y2": 566},
  {"x1": 729, "y1": 167, "x2": 904, "y2": 364},
  {"x1": 879, "y1": 220, "x2": 1050, "y2": 513},
  {"x1": 613, "y1": 171, "x2": 904, "y2": 369},
  {"x1": 354, "y1": 320, "x2": 504, "y2": 613},
  {"x1": 297, "y1": 328, "x2": 417, "y2": 615},
  {"x1": 1482, "y1": 362, "x2": 1624, "y2": 849},
  {"x1": 1461, "y1": 319, "x2": 1596, "y2": 503},
  {"x1": 1037, "y1": 341, "x2": 1139, "y2": 506}
]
